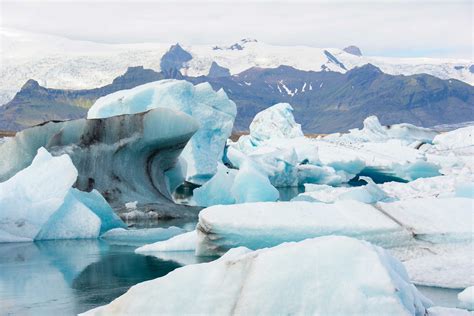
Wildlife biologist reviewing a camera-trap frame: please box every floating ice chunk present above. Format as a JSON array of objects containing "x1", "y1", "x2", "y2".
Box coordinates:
[
  {"x1": 88, "y1": 80, "x2": 237, "y2": 184},
  {"x1": 336, "y1": 116, "x2": 438, "y2": 144},
  {"x1": 36, "y1": 191, "x2": 101, "y2": 240},
  {"x1": 378, "y1": 197, "x2": 473, "y2": 243},
  {"x1": 231, "y1": 160, "x2": 279, "y2": 203},
  {"x1": 70, "y1": 189, "x2": 126, "y2": 234},
  {"x1": 380, "y1": 175, "x2": 471, "y2": 200},
  {"x1": 455, "y1": 182, "x2": 474, "y2": 198},
  {"x1": 428, "y1": 307, "x2": 472, "y2": 316},
  {"x1": 136, "y1": 230, "x2": 197, "y2": 253},
  {"x1": 458, "y1": 286, "x2": 474, "y2": 311},
  {"x1": 393, "y1": 160, "x2": 441, "y2": 181},
  {"x1": 433, "y1": 125, "x2": 474, "y2": 152},
  {"x1": 83, "y1": 236, "x2": 430, "y2": 316},
  {"x1": 295, "y1": 176, "x2": 389, "y2": 203},
  {"x1": 0, "y1": 229, "x2": 32, "y2": 243},
  {"x1": 196, "y1": 201, "x2": 410, "y2": 256},
  {"x1": 0, "y1": 147, "x2": 77, "y2": 240},
  {"x1": 125, "y1": 201, "x2": 138, "y2": 210},
  {"x1": 248, "y1": 103, "x2": 303, "y2": 144},
  {"x1": 247, "y1": 146, "x2": 299, "y2": 187},
  {"x1": 193, "y1": 164, "x2": 236, "y2": 206},
  {"x1": 390, "y1": 242, "x2": 473, "y2": 289},
  {"x1": 101, "y1": 227, "x2": 186, "y2": 244}
]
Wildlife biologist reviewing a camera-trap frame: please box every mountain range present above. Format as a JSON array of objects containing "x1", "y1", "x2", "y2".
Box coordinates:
[
  {"x1": 1, "y1": 62, "x2": 472, "y2": 133},
  {"x1": 1, "y1": 27, "x2": 472, "y2": 106}
]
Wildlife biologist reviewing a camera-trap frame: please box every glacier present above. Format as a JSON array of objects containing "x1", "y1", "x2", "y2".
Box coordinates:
[
  {"x1": 87, "y1": 79, "x2": 237, "y2": 184},
  {"x1": 0, "y1": 107, "x2": 201, "y2": 217},
  {"x1": 84, "y1": 236, "x2": 430, "y2": 316},
  {"x1": 0, "y1": 148, "x2": 125, "y2": 242}
]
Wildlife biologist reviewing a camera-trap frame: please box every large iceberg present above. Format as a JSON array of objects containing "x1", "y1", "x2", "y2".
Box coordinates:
[
  {"x1": 88, "y1": 79, "x2": 237, "y2": 184},
  {"x1": 84, "y1": 236, "x2": 430, "y2": 316},
  {"x1": 196, "y1": 201, "x2": 410, "y2": 256},
  {"x1": 0, "y1": 148, "x2": 125, "y2": 242},
  {"x1": 0, "y1": 107, "x2": 201, "y2": 217}
]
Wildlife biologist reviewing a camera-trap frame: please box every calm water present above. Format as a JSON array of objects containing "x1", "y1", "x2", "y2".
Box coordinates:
[{"x1": 0, "y1": 237, "x2": 463, "y2": 315}]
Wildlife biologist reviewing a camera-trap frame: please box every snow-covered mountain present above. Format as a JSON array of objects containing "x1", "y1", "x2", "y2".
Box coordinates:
[{"x1": 1, "y1": 27, "x2": 472, "y2": 105}]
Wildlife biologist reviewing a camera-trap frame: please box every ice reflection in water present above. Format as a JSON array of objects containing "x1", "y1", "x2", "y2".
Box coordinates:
[{"x1": 0, "y1": 239, "x2": 202, "y2": 315}]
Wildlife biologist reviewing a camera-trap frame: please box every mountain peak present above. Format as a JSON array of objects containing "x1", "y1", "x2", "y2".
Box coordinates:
[
  {"x1": 343, "y1": 45, "x2": 363, "y2": 56},
  {"x1": 20, "y1": 79, "x2": 40, "y2": 91}
]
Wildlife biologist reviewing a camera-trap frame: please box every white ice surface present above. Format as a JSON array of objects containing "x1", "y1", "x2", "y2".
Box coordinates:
[
  {"x1": 458, "y1": 287, "x2": 474, "y2": 311},
  {"x1": 196, "y1": 201, "x2": 410, "y2": 255},
  {"x1": 83, "y1": 236, "x2": 430, "y2": 316}
]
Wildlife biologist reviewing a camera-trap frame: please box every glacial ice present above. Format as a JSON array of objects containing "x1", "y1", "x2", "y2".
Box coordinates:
[
  {"x1": 84, "y1": 236, "x2": 430, "y2": 316},
  {"x1": 391, "y1": 242, "x2": 474, "y2": 289},
  {"x1": 196, "y1": 201, "x2": 410, "y2": 256},
  {"x1": 0, "y1": 148, "x2": 125, "y2": 242},
  {"x1": 231, "y1": 160, "x2": 279, "y2": 203},
  {"x1": 70, "y1": 189, "x2": 126, "y2": 234},
  {"x1": 87, "y1": 79, "x2": 237, "y2": 184},
  {"x1": 246, "y1": 103, "x2": 303, "y2": 144},
  {"x1": 294, "y1": 176, "x2": 390, "y2": 203},
  {"x1": 327, "y1": 116, "x2": 438, "y2": 144},
  {"x1": 378, "y1": 197, "x2": 473, "y2": 243},
  {"x1": 193, "y1": 164, "x2": 237, "y2": 206},
  {"x1": 458, "y1": 286, "x2": 474, "y2": 311},
  {"x1": 100, "y1": 226, "x2": 186, "y2": 244},
  {"x1": 36, "y1": 191, "x2": 102, "y2": 240},
  {"x1": 0, "y1": 107, "x2": 201, "y2": 217},
  {"x1": 135, "y1": 230, "x2": 197, "y2": 253},
  {"x1": 0, "y1": 148, "x2": 78, "y2": 240}
]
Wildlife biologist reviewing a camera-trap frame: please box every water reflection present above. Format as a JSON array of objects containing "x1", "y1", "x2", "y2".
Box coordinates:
[{"x1": 0, "y1": 239, "x2": 186, "y2": 315}]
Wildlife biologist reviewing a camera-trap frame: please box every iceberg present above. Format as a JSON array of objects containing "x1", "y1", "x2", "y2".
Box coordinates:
[
  {"x1": 0, "y1": 107, "x2": 201, "y2": 217},
  {"x1": 458, "y1": 286, "x2": 474, "y2": 311},
  {"x1": 196, "y1": 201, "x2": 410, "y2": 256},
  {"x1": 328, "y1": 116, "x2": 438, "y2": 144},
  {"x1": 87, "y1": 79, "x2": 237, "y2": 184},
  {"x1": 0, "y1": 148, "x2": 126, "y2": 242},
  {"x1": 246, "y1": 103, "x2": 303, "y2": 144},
  {"x1": 36, "y1": 191, "x2": 102, "y2": 240},
  {"x1": 135, "y1": 230, "x2": 197, "y2": 253},
  {"x1": 294, "y1": 176, "x2": 390, "y2": 203},
  {"x1": 378, "y1": 197, "x2": 473, "y2": 243},
  {"x1": 193, "y1": 164, "x2": 237, "y2": 206},
  {"x1": 391, "y1": 242, "x2": 473, "y2": 289},
  {"x1": 231, "y1": 160, "x2": 279, "y2": 203},
  {"x1": 100, "y1": 226, "x2": 186, "y2": 244},
  {"x1": 0, "y1": 148, "x2": 77, "y2": 240},
  {"x1": 192, "y1": 160, "x2": 279, "y2": 207},
  {"x1": 84, "y1": 236, "x2": 430, "y2": 316}
]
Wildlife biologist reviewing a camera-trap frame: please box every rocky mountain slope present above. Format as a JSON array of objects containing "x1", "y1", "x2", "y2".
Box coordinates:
[
  {"x1": 1, "y1": 28, "x2": 472, "y2": 106},
  {"x1": 2, "y1": 63, "x2": 472, "y2": 133}
]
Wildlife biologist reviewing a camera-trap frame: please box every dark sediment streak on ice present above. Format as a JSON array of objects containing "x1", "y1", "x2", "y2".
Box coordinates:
[{"x1": 0, "y1": 108, "x2": 202, "y2": 218}]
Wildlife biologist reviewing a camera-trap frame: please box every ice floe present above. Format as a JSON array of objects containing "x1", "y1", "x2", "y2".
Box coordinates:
[{"x1": 84, "y1": 236, "x2": 431, "y2": 316}]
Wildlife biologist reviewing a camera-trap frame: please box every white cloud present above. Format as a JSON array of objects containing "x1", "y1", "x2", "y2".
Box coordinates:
[{"x1": 1, "y1": 0, "x2": 472, "y2": 58}]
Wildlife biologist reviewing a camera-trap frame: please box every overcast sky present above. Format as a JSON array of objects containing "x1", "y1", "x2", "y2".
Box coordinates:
[{"x1": 1, "y1": 0, "x2": 472, "y2": 58}]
